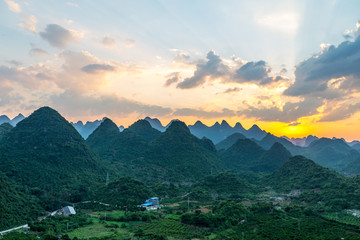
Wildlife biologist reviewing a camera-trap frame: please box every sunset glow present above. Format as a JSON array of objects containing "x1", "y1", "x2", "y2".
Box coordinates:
[{"x1": 1, "y1": 0, "x2": 360, "y2": 141}]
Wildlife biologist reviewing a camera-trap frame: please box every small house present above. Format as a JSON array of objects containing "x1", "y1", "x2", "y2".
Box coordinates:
[
  {"x1": 140, "y1": 197, "x2": 160, "y2": 210},
  {"x1": 52, "y1": 206, "x2": 76, "y2": 216}
]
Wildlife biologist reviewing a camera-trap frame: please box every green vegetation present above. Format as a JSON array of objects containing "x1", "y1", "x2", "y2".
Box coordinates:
[
  {"x1": 95, "y1": 177, "x2": 153, "y2": 210},
  {"x1": 3, "y1": 106, "x2": 360, "y2": 239},
  {"x1": 0, "y1": 174, "x2": 43, "y2": 230},
  {"x1": 0, "y1": 107, "x2": 108, "y2": 210},
  {"x1": 0, "y1": 122, "x2": 12, "y2": 140}
]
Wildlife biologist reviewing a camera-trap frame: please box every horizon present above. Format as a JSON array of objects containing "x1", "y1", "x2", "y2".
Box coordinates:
[
  {"x1": 1, "y1": 1, "x2": 360, "y2": 140},
  {"x1": 1, "y1": 106, "x2": 359, "y2": 142}
]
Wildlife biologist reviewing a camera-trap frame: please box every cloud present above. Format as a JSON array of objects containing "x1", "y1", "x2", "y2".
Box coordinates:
[
  {"x1": 221, "y1": 87, "x2": 242, "y2": 94},
  {"x1": 7, "y1": 60, "x2": 22, "y2": 66},
  {"x1": 40, "y1": 24, "x2": 80, "y2": 48},
  {"x1": 124, "y1": 38, "x2": 135, "y2": 48},
  {"x1": 164, "y1": 72, "x2": 180, "y2": 87},
  {"x1": 101, "y1": 37, "x2": 116, "y2": 48},
  {"x1": 174, "y1": 51, "x2": 287, "y2": 89},
  {"x1": 18, "y1": 15, "x2": 37, "y2": 33},
  {"x1": 235, "y1": 61, "x2": 268, "y2": 81},
  {"x1": 5, "y1": 0, "x2": 21, "y2": 12},
  {"x1": 288, "y1": 122, "x2": 301, "y2": 126},
  {"x1": 177, "y1": 50, "x2": 230, "y2": 89},
  {"x1": 81, "y1": 64, "x2": 115, "y2": 74},
  {"x1": 51, "y1": 91, "x2": 172, "y2": 118},
  {"x1": 173, "y1": 52, "x2": 191, "y2": 64},
  {"x1": 29, "y1": 48, "x2": 48, "y2": 57},
  {"x1": 285, "y1": 23, "x2": 360, "y2": 98},
  {"x1": 66, "y1": 2, "x2": 79, "y2": 7},
  {"x1": 0, "y1": 64, "x2": 56, "y2": 89},
  {"x1": 319, "y1": 101, "x2": 360, "y2": 122},
  {"x1": 240, "y1": 98, "x2": 323, "y2": 122},
  {"x1": 173, "y1": 108, "x2": 236, "y2": 118}
]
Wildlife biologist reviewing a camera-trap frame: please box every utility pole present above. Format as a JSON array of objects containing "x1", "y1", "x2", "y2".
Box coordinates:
[
  {"x1": 187, "y1": 196, "x2": 190, "y2": 212},
  {"x1": 106, "y1": 172, "x2": 109, "y2": 185}
]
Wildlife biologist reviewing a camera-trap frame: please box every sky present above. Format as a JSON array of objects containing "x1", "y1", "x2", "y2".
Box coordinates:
[{"x1": 1, "y1": 0, "x2": 360, "y2": 140}]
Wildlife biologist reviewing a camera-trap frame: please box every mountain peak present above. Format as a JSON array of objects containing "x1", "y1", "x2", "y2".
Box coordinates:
[
  {"x1": 220, "y1": 120, "x2": 230, "y2": 127},
  {"x1": 166, "y1": 120, "x2": 190, "y2": 134},
  {"x1": 144, "y1": 117, "x2": 165, "y2": 132},
  {"x1": 249, "y1": 124, "x2": 261, "y2": 131},
  {"x1": 212, "y1": 121, "x2": 220, "y2": 127},
  {"x1": 193, "y1": 120, "x2": 206, "y2": 127},
  {"x1": 234, "y1": 122, "x2": 244, "y2": 130}
]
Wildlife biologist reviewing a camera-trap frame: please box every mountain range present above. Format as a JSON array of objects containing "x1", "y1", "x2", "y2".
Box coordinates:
[
  {"x1": 1, "y1": 106, "x2": 360, "y2": 231},
  {"x1": 0, "y1": 113, "x2": 25, "y2": 126}
]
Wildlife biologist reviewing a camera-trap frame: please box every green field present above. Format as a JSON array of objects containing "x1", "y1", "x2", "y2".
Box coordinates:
[{"x1": 322, "y1": 212, "x2": 360, "y2": 227}]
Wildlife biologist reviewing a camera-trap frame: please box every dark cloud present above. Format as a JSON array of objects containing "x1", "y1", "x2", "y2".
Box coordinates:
[
  {"x1": 81, "y1": 64, "x2": 115, "y2": 74},
  {"x1": 29, "y1": 48, "x2": 48, "y2": 57},
  {"x1": 221, "y1": 87, "x2": 242, "y2": 94},
  {"x1": 175, "y1": 51, "x2": 286, "y2": 89},
  {"x1": 40, "y1": 24, "x2": 79, "y2": 48},
  {"x1": 284, "y1": 36, "x2": 360, "y2": 97},
  {"x1": 233, "y1": 60, "x2": 286, "y2": 85},
  {"x1": 164, "y1": 72, "x2": 180, "y2": 87},
  {"x1": 235, "y1": 60, "x2": 268, "y2": 81},
  {"x1": 51, "y1": 91, "x2": 172, "y2": 117},
  {"x1": 176, "y1": 51, "x2": 230, "y2": 89},
  {"x1": 173, "y1": 108, "x2": 236, "y2": 118},
  {"x1": 240, "y1": 98, "x2": 323, "y2": 122}
]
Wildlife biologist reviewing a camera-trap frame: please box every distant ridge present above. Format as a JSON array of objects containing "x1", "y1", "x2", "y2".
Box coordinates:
[{"x1": 0, "y1": 113, "x2": 25, "y2": 126}]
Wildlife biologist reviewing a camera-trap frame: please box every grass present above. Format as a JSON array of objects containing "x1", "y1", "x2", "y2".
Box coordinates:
[
  {"x1": 67, "y1": 222, "x2": 120, "y2": 239},
  {"x1": 135, "y1": 218, "x2": 207, "y2": 238},
  {"x1": 67, "y1": 215, "x2": 144, "y2": 239},
  {"x1": 166, "y1": 214, "x2": 181, "y2": 220},
  {"x1": 91, "y1": 210, "x2": 126, "y2": 218}
]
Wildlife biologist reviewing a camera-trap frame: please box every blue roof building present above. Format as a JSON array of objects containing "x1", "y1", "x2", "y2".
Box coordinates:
[{"x1": 141, "y1": 197, "x2": 160, "y2": 210}]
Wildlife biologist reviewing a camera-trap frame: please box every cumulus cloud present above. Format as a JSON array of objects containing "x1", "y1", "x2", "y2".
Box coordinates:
[
  {"x1": 18, "y1": 15, "x2": 37, "y2": 33},
  {"x1": 4, "y1": 0, "x2": 21, "y2": 12},
  {"x1": 40, "y1": 24, "x2": 80, "y2": 48},
  {"x1": 29, "y1": 48, "x2": 48, "y2": 57},
  {"x1": 285, "y1": 23, "x2": 360, "y2": 98},
  {"x1": 174, "y1": 50, "x2": 287, "y2": 89},
  {"x1": 173, "y1": 108, "x2": 236, "y2": 118},
  {"x1": 81, "y1": 64, "x2": 115, "y2": 74},
  {"x1": 235, "y1": 61, "x2": 269, "y2": 81},
  {"x1": 101, "y1": 37, "x2": 116, "y2": 48},
  {"x1": 177, "y1": 51, "x2": 230, "y2": 89},
  {"x1": 164, "y1": 72, "x2": 180, "y2": 87}
]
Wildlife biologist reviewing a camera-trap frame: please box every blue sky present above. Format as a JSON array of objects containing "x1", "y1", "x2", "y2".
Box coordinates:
[{"x1": 1, "y1": 0, "x2": 360, "y2": 139}]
